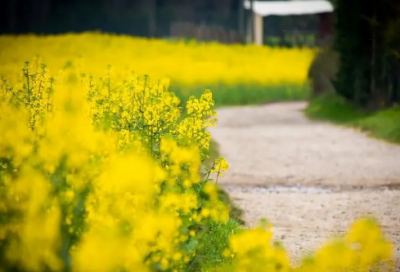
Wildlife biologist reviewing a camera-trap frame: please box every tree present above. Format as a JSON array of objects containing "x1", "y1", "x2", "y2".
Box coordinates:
[{"x1": 333, "y1": 0, "x2": 400, "y2": 109}]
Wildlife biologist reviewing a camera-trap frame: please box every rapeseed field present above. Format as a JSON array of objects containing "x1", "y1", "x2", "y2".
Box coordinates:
[{"x1": 0, "y1": 33, "x2": 394, "y2": 272}]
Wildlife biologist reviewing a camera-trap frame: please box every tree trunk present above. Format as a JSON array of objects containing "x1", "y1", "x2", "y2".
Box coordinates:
[
  {"x1": 7, "y1": 0, "x2": 18, "y2": 33},
  {"x1": 148, "y1": 0, "x2": 157, "y2": 37},
  {"x1": 238, "y1": 0, "x2": 244, "y2": 36}
]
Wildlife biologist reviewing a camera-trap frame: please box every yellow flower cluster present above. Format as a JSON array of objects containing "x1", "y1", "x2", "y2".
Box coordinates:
[
  {"x1": 226, "y1": 217, "x2": 394, "y2": 272},
  {"x1": 0, "y1": 61, "x2": 229, "y2": 272},
  {"x1": 211, "y1": 157, "x2": 230, "y2": 178},
  {"x1": 178, "y1": 90, "x2": 217, "y2": 150}
]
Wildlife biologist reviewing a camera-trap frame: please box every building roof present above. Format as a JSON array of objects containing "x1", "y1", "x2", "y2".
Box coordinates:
[{"x1": 244, "y1": 1, "x2": 334, "y2": 16}]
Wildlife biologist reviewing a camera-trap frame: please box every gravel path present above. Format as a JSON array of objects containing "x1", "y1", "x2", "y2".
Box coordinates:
[{"x1": 209, "y1": 102, "x2": 400, "y2": 267}]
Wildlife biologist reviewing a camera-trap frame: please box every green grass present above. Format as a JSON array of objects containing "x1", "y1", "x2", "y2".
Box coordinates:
[
  {"x1": 187, "y1": 219, "x2": 241, "y2": 271},
  {"x1": 173, "y1": 83, "x2": 310, "y2": 107},
  {"x1": 306, "y1": 94, "x2": 400, "y2": 144},
  {"x1": 193, "y1": 140, "x2": 244, "y2": 271}
]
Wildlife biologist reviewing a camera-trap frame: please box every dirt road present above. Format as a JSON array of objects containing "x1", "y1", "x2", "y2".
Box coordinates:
[{"x1": 209, "y1": 102, "x2": 400, "y2": 266}]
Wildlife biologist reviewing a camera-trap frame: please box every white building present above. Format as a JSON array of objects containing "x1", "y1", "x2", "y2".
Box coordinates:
[{"x1": 244, "y1": 0, "x2": 334, "y2": 45}]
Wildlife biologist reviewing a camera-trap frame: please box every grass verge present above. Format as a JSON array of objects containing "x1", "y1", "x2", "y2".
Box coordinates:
[
  {"x1": 306, "y1": 94, "x2": 400, "y2": 144},
  {"x1": 173, "y1": 83, "x2": 310, "y2": 107}
]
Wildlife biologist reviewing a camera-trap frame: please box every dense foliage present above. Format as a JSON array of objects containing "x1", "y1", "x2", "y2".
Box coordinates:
[
  {"x1": 0, "y1": 0, "x2": 246, "y2": 37},
  {"x1": 333, "y1": 0, "x2": 400, "y2": 109}
]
